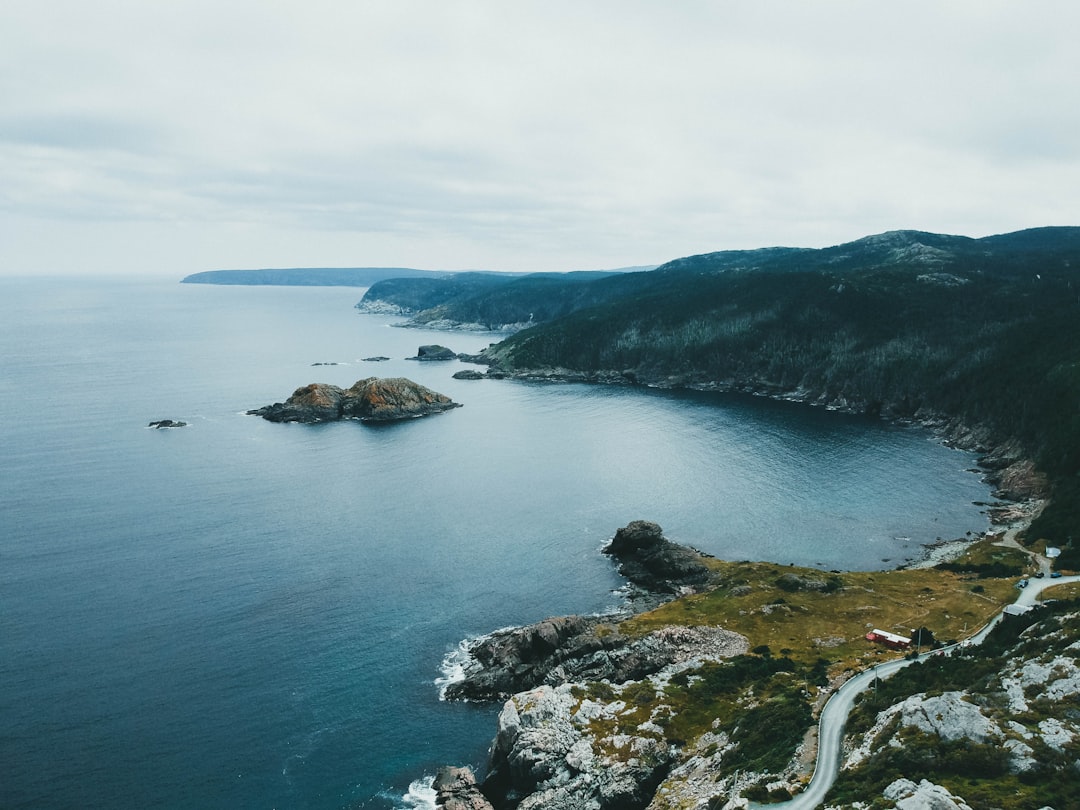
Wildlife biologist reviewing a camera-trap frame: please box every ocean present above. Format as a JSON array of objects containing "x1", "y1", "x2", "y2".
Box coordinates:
[{"x1": 0, "y1": 277, "x2": 992, "y2": 809}]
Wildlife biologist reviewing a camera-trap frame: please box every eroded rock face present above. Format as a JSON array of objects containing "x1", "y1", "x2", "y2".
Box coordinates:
[
  {"x1": 248, "y1": 377, "x2": 461, "y2": 423},
  {"x1": 483, "y1": 684, "x2": 674, "y2": 810},
  {"x1": 432, "y1": 766, "x2": 495, "y2": 810},
  {"x1": 444, "y1": 619, "x2": 747, "y2": 703},
  {"x1": 443, "y1": 521, "x2": 738, "y2": 703}
]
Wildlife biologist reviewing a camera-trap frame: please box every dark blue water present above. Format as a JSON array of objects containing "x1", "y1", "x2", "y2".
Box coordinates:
[{"x1": 0, "y1": 278, "x2": 992, "y2": 809}]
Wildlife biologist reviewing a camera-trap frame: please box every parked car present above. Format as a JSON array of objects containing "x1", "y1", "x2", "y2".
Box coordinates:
[
  {"x1": 1017, "y1": 579, "x2": 1029, "y2": 588},
  {"x1": 1035, "y1": 571, "x2": 1045, "y2": 578},
  {"x1": 1050, "y1": 571, "x2": 1063, "y2": 579}
]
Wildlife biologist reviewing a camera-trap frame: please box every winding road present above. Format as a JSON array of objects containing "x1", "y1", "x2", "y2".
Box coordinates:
[{"x1": 756, "y1": 573, "x2": 1080, "y2": 810}]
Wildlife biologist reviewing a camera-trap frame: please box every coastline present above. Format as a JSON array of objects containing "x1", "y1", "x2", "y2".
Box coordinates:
[
  {"x1": 341, "y1": 335, "x2": 1051, "y2": 807},
  {"x1": 407, "y1": 404, "x2": 1045, "y2": 809},
  {"x1": 415, "y1": 491, "x2": 1043, "y2": 809}
]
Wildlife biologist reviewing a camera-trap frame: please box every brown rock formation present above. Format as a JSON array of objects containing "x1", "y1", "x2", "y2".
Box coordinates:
[{"x1": 248, "y1": 377, "x2": 461, "y2": 423}]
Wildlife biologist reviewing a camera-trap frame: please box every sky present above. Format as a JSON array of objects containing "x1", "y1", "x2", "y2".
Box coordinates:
[{"x1": 2, "y1": 2, "x2": 1079, "y2": 278}]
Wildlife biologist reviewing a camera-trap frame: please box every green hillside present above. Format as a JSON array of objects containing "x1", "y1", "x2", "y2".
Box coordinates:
[{"x1": 477, "y1": 228, "x2": 1080, "y2": 555}]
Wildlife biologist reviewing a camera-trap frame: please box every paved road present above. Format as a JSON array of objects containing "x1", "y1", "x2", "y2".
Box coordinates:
[{"x1": 755, "y1": 573, "x2": 1080, "y2": 810}]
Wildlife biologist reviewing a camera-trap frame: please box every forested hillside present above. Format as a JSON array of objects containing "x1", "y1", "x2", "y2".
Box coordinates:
[
  {"x1": 475, "y1": 228, "x2": 1080, "y2": 554},
  {"x1": 356, "y1": 268, "x2": 650, "y2": 327}
]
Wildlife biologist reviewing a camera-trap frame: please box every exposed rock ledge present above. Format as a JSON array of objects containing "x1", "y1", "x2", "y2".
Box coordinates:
[
  {"x1": 247, "y1": 377, "x2": 461, "y2": 423},
  {"x1": 437, "y1": 522, "x2": 746, "y2": 809},
  {"x1": 605, "y1": 519, "x2": 722, "y2": 596},
  {"x1": 443, "y1": 521, "x2": 727, "y2": 702}
]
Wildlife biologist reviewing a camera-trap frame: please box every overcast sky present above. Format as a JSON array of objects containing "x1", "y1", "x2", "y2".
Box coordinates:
[{"x1": 2, "y1": 2, "x2": 1078, "y2": 277}]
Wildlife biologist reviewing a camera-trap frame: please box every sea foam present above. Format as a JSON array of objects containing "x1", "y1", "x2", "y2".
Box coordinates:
[{"x1": 398, "y1": 776, "x2": 436, "y2": 809}]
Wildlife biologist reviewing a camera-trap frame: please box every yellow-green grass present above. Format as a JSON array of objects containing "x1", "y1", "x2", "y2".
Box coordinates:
[
  {"x1": 955, "y1": 534, "x2": 1032, "y2": 570},
  {"x1": 1039, "y1": 580, "x2": 1080, "y2": 601},
  {"x1": 622, "y1": 538, "x2": 1021, "y2": 676}
]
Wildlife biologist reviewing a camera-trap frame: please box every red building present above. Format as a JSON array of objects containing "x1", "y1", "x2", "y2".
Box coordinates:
[{"x1": 865, "y1": 629, "x2": 912, "y2": 650}]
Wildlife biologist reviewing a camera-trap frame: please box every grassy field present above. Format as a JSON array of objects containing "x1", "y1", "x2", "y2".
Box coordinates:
[{"x1": 621, "y1": 537, "x2": 1029, "y2": 677}]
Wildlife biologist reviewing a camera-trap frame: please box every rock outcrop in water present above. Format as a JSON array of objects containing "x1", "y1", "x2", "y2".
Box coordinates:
[
  {"x1": 432, "y1": 766, "x2": 495, "y2": 810},
  {"x1": 248, "y1": 377, "x2": 461, "y2": 423},
  {"x1": 442, "y1": 522, "x2": 728, "y2": 703},
  {"x1": 438, "y1": 522, "x2": 747, "y2": 809},
  {"x1": 603, "y1": 519, "x2": 721, "y2": 596},
  {"x1": 409, "y1": 344, "x2": 458, "y2": 361}
]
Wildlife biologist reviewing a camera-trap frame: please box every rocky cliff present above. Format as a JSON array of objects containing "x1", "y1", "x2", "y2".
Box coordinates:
[
  {"x1": 443, "y1": 521, "x2": 727, "y2": 703},
  {"x1": 437, "y1": 522, "x2": 748, "y2": 809},
  {"x1": 247, "y1": 377, "x2": 461, "y2": 423}
]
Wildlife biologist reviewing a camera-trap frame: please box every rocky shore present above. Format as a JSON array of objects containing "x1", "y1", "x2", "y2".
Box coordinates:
[{"x1": 434, "y1": 521, "x2": 747, "y2": 809}]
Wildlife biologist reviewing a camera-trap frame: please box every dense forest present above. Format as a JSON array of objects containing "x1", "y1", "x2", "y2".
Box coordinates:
[
  {"x1": 357, "y1": 269, "x2": 647, "y2": 326},
  {"x1": 448, "y1": 228, "x2": 1080, "y2": 557}
]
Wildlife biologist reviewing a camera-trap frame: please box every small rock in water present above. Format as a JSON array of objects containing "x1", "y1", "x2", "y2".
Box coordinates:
[
  {"x1": 409, "y1": 344, "x2": 457, "y2": 361},
  {"x1": 148, "y1": 419, "x2": 187, "y2": 429}
]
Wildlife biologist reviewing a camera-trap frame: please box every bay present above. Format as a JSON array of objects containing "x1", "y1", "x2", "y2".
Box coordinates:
[{"x1": 0, "y1": 278, "x2": 991, "y2": 809}]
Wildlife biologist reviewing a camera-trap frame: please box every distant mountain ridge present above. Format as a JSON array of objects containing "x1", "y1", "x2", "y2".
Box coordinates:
[
  {"x1": 180, "y1": 267, "x2": 454, "y2": 286},
  {"x1": 181, "y1": 265, "x2": 656, "y2": 289}
]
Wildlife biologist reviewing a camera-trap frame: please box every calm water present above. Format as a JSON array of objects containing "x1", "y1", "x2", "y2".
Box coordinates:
[{"x1": 0, "y1": 278, "x2": 991, "y2": 809}]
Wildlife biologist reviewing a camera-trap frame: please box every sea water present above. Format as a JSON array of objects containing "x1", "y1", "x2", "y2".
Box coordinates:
[{"x1": 0, "y1": 278, "x2": 993, "y2": 809}]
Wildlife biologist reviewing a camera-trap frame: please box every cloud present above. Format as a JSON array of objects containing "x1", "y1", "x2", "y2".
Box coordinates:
[{"x1": 3, "y1": 1, "x2": 1080, "y2": 275}]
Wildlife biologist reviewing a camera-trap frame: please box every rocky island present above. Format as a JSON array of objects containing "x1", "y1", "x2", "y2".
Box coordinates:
[{"x1": 247, "y1": 376, "x2": 461, "y2": 423}]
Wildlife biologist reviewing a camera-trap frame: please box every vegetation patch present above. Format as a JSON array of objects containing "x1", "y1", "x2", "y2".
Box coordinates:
[
  {"x1": 622, "y1": 541, "x2": 1017, "y2": 675},
  {"x1": 829, "y1": 600, "x2": 1080, "y2": 810}
]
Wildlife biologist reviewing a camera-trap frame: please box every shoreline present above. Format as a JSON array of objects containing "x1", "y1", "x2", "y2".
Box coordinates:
[{"x1": 418, "y1": 498, "x2": 1043, "y2": 809}]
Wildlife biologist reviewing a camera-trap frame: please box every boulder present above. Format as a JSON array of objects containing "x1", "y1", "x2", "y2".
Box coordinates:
[
  {"x1": 432, "y1": 766, "x2": 495, "y2": 810},
  {"x1": 882, "y1": 778, "x2": 974, "y2": 810},
  {"x1": 896, "y1": 691, "x2": 1001, "y2": 743},
  {"x1": 411, "y1": 344, "x2": 457, "y2": 361},
  {"x1": 604, "y1": 521, "x2": 720, "y2": 595},
  {"x1": 248, "y1": 377, "x2": 461, "y2": 423}
]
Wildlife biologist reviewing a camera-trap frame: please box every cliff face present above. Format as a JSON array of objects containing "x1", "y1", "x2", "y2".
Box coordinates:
[{"x1": 248, "y1": 377, "x2": 461, "y2": 423}]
